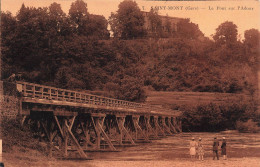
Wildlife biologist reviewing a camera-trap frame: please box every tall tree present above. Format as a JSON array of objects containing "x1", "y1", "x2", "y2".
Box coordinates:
[
  {"x1": 1, "y1": 11, "x2": 17, "y2": 78},
  {"x1": 243, "y1": 28, "x2": 260, "y2": 73},
  {"x1": 244, "y1": 28, "x2": 260, "y2": 49},
  {"x1": 147, "y1": 9, "x2": 162, "y2": 37},
  {"x1": 14, "y1": 5, "x2": 49, "y2": 70},
  {"x1": 68, "y1": 0, "x2": 109, "y2": 39},
  {"x1": 69, "y1": 0, "x2": 88, "y2": 21},
  {"x1": 87, "y1": 14, "x2": 110, "y2": 39},
  {"x1": 69, "y1": 0, "x2": 89, "y2": 35},
  {"x1": 164, "y1": 16, "x2": 172, "y2": 35},
  {"x1": 213, "y1": 21, "x2": 238, "y2": 46},
  {"x1": 48, "y1": 2, "x2": 71, "y2": 36},
  {"x1": 109, "y1": 0, "x2": 146, "y2": 39}
]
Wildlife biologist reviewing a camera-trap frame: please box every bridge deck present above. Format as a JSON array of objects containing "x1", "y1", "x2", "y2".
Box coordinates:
[
  {"x1": 13, "y1": 81, "x2": 182, "y2": 158},
  {"x1": 17, "y1": 82, "x2": 180, "y2": 117}
]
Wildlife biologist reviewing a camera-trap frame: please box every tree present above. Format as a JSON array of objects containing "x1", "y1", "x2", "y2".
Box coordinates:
[
  {"x1": 243, "y1": 28, "x2": 260, "y2": 78},
  {"x1": 49, "y1": 2, "x2": 64, "y2": 17},
  {"x1": 177, "y1": 19, "x2": 204, "y2": 40},
  {"x1": 87, "y1": 14, "x2": 110, "y2": 39},
  {"x1": 69, "y1": 0, "x2": 89, "y2": 35},
  {"x1": 69, "y1": 0, "x2": 88, "y2": 21},
  {"x1": 109, "y1": 0, "x2": 146, "y2": 39},
  {"x1": 13, "y1": 5, "x2": 50, "y2": 70},
  {"x1": 244, "y1": 29, "x2": 260, "y2": 49},
  {"x1": 164, "y1": 16, "x2": 172, "y2": 36},
  {"x1": 68, "y1": 0, "x2": 109, "y2": 39},
  {"x1": 1, "y1": 11, "x2": 16, "y2": 39},
  {"x1": 108, "y1": 13, "x2": 122, "y2": 38},
  {"x1": 213, "y1": 21, "x2": 238, "y2": 46},
  {"x1": 1, "y1": 11, "x2": 17, "y2": 78},
  {"x1": 104, "y1": 75, "x2": 146, "y2": 102},
  {"x1": 48, "y1": 2, "x2": 71, "y2": 37},
  {"x1": 147, "y1": 9, "x2": 162, "y2": 37}
]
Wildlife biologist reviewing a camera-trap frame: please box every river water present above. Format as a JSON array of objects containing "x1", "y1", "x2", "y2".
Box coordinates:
[{"x1": 87, "y1": 132, "x2": 260, "y2": 160}]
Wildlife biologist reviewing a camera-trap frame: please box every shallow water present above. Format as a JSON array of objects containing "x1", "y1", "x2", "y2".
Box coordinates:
[{"x1": 87, "y1": 132, "x2": 260, "y2": 160}]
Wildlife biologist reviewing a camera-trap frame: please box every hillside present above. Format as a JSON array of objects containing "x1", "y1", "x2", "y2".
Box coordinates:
[
  {"x1": 2, "y1": 5, "x2": 259, "y2": 103},
  {"x1": 146, "y1": 91, "x2": 251, "y2": 108},
  {"x1": 145, "y1": 91, "x2": 259, "y2": 132}
]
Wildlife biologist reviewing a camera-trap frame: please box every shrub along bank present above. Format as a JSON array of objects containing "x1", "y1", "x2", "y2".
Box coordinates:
[
  {"x1": 1, "y1": 117, "x2": 47, "y2": 155},
  {"x1": 180, "y1": 98, "x2": 259, "y2": 132}
]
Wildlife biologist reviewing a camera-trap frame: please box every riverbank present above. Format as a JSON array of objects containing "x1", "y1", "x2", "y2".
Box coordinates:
[
  {"x1": 3, "y1": 132, "x2": 260, "y2": 167},
  {"x1": 86, "y1": 158, "x2": 260, "y2": 167},
  {"x1": 3, "y1": 154, "x2": 260, "y2": 167}
]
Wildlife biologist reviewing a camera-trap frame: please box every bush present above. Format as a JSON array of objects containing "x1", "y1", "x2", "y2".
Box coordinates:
[
  {"x1": 104, "y1": 75, "x2": 147, "y2": 102},
  {"x1": 1, "y1": 117, "x2": 46, "y2": 154},
  {"x1": 181, "y1": 103, "x2": 223, "y2": 132},
  {"x1": 180, "y1": 97, "x2": 259, "y2": 132},
  {"x1": 236, "y1": 119, "x2": 260, "y2": 133}
]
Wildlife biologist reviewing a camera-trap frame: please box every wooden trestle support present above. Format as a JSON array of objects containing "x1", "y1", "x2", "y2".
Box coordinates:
[
  {"x1": 21, "y1": 111, "x2": 182, "y2": 159},
  {"x1": 16, "y1": 81, "x2": 182, "y2": 159}
]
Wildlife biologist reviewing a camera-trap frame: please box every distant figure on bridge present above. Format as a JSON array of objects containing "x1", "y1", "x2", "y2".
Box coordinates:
[
  {"x1": 189, "y1": 137, "x2": 197, "y2": 159},
  {"x1": 7, "y1": 73, "x2": 23, "y2": 82},
  {"x1": 221, "y1": 137, "x2": 227, "y2": 160},
  {"x1": 213, "y1": 137, "x2": 219, "y2": 160},
  {"x1": 197, "y1": 138, "x2": 204, "y2": 161}
]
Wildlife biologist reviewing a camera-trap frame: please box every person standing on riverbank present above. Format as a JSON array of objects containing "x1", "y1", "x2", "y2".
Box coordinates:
[
  {"x1": 197, "y1": 138, "x2": 204, "y2": 161},
  {"x1": 221, "y1": 137, "x2": 227, "y2": 160},
  {"x1": 189, "y1": 137, "x2": 197, "y2": 159},
  {"x1": 213, "y1": 137, "x2": 219, "y2": 160}
]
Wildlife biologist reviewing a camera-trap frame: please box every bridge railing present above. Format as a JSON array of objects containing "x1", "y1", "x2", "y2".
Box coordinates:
[{"x1": 16, "y1": 81, "x2": 176, "y2": 115}]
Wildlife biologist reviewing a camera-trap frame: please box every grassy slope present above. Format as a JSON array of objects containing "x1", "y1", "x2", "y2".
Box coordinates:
[
  {"x1": 1, "y1": 118, "x2": 48, "y2": 166},
  {"x1": 145, "y1": 91, "x2": 250, "y2": 108}
]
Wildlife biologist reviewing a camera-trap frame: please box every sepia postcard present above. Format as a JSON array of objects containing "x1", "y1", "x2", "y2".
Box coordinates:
[{"x1": 0, "y1": 0, "x2": 260, "y2": 166}]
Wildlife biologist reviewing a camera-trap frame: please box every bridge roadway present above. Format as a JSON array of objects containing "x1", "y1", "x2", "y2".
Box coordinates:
[{"x1": 16, "y1": 81, "x2": 182, "y2": 159}]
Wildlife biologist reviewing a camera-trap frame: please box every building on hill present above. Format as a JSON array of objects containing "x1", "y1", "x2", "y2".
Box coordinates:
[{"x1": 142, "y1": 11, "x2": 184, "y2": 37}]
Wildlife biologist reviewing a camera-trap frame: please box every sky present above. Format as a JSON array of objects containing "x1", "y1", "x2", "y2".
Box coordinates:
[{"x1": 1, "y1": 0, "x2": 260, "y2": 39}]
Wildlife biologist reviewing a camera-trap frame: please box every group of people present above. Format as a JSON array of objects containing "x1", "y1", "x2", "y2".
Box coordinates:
[{"x1": 189, "y1": 137, "x2": 227, "y2": 161}]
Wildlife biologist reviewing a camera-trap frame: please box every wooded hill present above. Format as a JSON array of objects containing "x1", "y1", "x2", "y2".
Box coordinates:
[
  {"x1": 1, "y1": 0, "x2": 259, "y2": 103},
  {"x1": 1, "y1": 0, "x2": 259, "y2": 132}
]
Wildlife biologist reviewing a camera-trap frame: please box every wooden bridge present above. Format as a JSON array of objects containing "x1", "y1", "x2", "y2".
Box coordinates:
[{"x1": 16, "y1": 81, "x2": 182, "y2": 159}]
